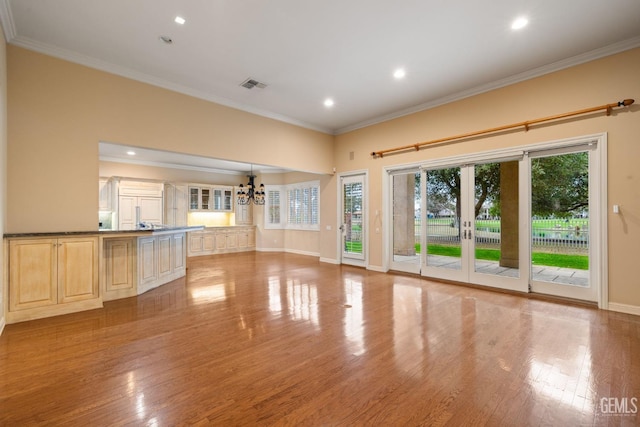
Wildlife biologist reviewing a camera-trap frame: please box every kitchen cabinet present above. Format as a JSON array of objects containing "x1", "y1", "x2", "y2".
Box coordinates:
[
  {"x1": 213, "y1": 186, "x2": 234, "y2": 211},
  {"x1": 103, "y1": 237, "x2": 136, "y2": 301},
  {"x1": 119, "y1": 196, "x2": 163, "y2": 229},
  {"x1": 234, "y1": 186, "x2": 253, "y2": 225},
  {"x1": 164, "y1": 183, "x2": 188, "y2": 227},
  {"x1": 99, "y1": 178, "x2": 113, "y2": 211},
  {"x1": 8, "y1": 236, "x2": 100, "y2": 322},
  {"x1": 188, "y1": 230, "x2": 215, "y2": 255},
  {"x1": 117, "y1": 180, "x2": 164, "y2": 229},
  {"x1": 138, "y1": 232, "x2": 187, "y2": 294},
  {"x1": 189, "y1": 186, "x2": 211, "y2": 211},
  {"x1": 187, "y1": 226, "x2": 256, "y2": 257},
  {"x1": 189, "y1": 184, "x2": 234, "y2": 212}
]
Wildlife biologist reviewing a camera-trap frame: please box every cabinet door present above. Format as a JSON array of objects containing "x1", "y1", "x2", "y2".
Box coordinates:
[
  {"x1": 248, "y1": 228, "x2": 256, "y2": 247},
  {"x1": 104, "y1": 238, "x2": 135, "y2": 299},
  {"x1": 201, "y1": 188, "x2": 211, "y2": 210},
  {"x1": 118, "y1": 196, "x2": 137, "y2": 230},
  {"x1": 189, "y1": 232, "x2": 203, "y2": 254},
  {"x1": 139, "y1": 197, "x2": 163, "y2": 225},
  {"x1": 173, "y1": 233, "x2": 186, "y2": 271},
  {"x1": 212, "y1": 188, "x2": 223, "y2": 210},
  {"x1": 203, "y1": 232, "x2": 215, "y2": 252},
  {"x1": 174, "y1": 185, "x2": 189, "y2": 226},
  {"x1": 99, "y1": 179, "x2": 112, "y2": 211},
  {"x1": 139, "y1": 236, "x2": 158, "y2": 286},
  {"x1": 58, "y1": 237, "x2": 99, "y2": 303},
  {"x1": 189, "y1": 187, "x2": 199, "y2": 210},
  {"x1": 158, "y1": 235, "x2": 173, "y2": 278},
  {"x1": 237, "y1": 231, "x2": 249, "y2": 248},
  {"x1": 9, "y1": 239, "x2": 58, "y2": 311},
  {"x1": 223, "y1": 188, "x2": 233, "y2": 211},
  {"x1": 226, "y1": 232, "x2": 238, "y2": 249},
  {"x1": 215, "y1": 232, "x2": 227, "y2": 251}
]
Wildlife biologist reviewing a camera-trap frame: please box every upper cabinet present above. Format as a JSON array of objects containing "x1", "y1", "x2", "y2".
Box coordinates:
[
  {"x1": 213, "y1": 187, "x2": 233, "y2": 211},
  {"x1": 165, "y1": 184, "x2": 188, "y2": 227},
  {"x1": 189, "y1": 185, "x2": 233, "y2": 212},
  {"x1": 99, "y1": 178, "x2": 113, "y2": 211}
]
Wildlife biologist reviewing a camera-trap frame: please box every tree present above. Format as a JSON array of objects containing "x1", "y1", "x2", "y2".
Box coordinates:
[
  {"x1": 531, "y1": 151, "x2": 588, "y2": 217},
  {"x1": 424, "y1": 152, "x2": 588, "y2": 220},
  {"x1": 426, "y1": 163, "x2": 500, "y2": 219}
]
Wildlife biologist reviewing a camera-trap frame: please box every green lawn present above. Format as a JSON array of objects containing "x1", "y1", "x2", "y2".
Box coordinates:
[{"x1": 422, "y1": 244, "x2": 588, "y2": 270}]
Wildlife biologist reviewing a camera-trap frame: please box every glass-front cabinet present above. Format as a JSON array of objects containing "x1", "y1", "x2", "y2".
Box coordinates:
[
  {"x1": 213, "y1": 187, "x2": 233, "y2": 211},
  {"x1": 189, "y1": 185, "x2": 233, "y2": 212}
]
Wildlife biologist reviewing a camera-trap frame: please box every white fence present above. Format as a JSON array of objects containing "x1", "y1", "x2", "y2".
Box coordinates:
[{"x1": 417, "y1": 217, "x2": 589, "y2": 254}]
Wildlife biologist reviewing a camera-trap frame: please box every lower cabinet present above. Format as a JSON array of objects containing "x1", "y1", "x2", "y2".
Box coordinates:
[
  {"x1": 8, "y1": 236, "x2": 100, "y2": 322},
  {"x1": 103, "y1": 238, "x2": 136, "y2": 301},
  {"x1": 187, "y1": 226, "x2": 256, "y2": 257},
  {"x1": 137, "y1": 232, "x2": 186, "y2": 294}
]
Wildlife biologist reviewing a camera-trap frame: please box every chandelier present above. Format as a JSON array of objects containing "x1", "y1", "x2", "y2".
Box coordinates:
[{"x1": 237, "y1": 166, "x2": 265, "y2": 205}]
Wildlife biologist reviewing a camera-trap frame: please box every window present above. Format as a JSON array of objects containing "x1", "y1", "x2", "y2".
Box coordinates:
[{"x1": 265, "y1": 181, "x2": 320, "y2": 230}]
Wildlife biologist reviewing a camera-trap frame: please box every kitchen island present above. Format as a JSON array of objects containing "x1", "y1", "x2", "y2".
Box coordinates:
[{"x1": 3, "y1": 226, "x2": 203, "y2": 323}]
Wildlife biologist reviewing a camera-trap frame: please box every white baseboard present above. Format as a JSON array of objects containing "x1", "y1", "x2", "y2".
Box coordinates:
[
  {"x1": 320, "y1": 257, "x2": 339, "y2": 265},
  {"x1": 0, "y1": 316, "x2": 6, "y2": 336},
  {"x1": 285, "y1": 249, "x2": 320, "y2": 257},
  {"x1": 256, "y1": 247, "x2": 320, "y2": 258},
  {"x1": 367, "y1": 265, "x2": 386, "y2": 273},
  {"x1": 608, "y1": 302, "x2": 640, "y2": 317}
]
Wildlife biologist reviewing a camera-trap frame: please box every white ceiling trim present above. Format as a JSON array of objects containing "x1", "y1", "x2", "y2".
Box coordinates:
[
  {"x1": 335, "y1": 35, "x2": 640, "y2": 135},
  {"x1": 100, "y1": 155, "x2": 247, "y2": 176},
  {"x1": 0, "y1": 0, "x2": 15, "y2": 42}
]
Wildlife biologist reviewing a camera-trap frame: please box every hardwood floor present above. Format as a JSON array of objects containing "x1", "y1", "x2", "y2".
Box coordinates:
[{"x1": 1, "y1": 252, "x2": 639, "y2": 426}]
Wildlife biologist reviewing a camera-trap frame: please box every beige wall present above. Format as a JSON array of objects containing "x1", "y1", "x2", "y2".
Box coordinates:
[
  {"x1": 0, "y1": 28, "x2": 6, "y2": 331},
  {"x1": 7, "y1": 46, "x2": 334, "y2": 233},
  {"x1": 334, "y1": 47, "x2": 640, "y2": 308},
  {"x1": 6, "y1": 41, "x2": 640, "y2": 310}
]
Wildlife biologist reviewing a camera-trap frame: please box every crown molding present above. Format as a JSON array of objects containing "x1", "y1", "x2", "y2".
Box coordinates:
[
  {"x1": 0, "y1": 0, "x2": 16, "y2": 42},
  {"x1": 335, "y1": 36, "x2": 640, "y2": 135}
]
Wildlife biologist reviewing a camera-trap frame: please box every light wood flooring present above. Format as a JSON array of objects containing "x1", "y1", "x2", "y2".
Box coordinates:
[{"x1": 1, "y1": 252, "x2": 639, "y2": 426}]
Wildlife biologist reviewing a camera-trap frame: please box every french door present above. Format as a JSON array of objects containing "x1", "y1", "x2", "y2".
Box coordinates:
[
  {"x1": 388, "y1": 135, "x2": 604, "y2": 304},
  {"x1": 340, "y1": 173, "x2": 367, "y2": 267},
  {"x1": 527, "y1": 145, "x2": 598, "y2": 302},
  {"x1": 421, "y1": 159, "x2": 529, "y2": 293}
]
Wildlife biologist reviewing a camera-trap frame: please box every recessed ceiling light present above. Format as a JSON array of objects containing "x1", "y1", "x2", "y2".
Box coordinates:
[
  {"x1": 393, "y1": 68, "x2": 406, "y2": 79},
  {"x1": 511, "y1": 17, "x2": 528, "y2": 30},
  {"x1": 126, "y1": 151, "x2": 136, "y2": 156},
  {"x1": 175, "y1": 16, "x2": 186, "y2": 25},
  {"x1": 324, "y1": 98, "x2": 334, "y2": 108}
]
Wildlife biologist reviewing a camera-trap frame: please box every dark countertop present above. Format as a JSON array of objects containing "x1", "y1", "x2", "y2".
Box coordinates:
[{"x1": 4, "y1": 225, "x2": 205, "y2": 239}]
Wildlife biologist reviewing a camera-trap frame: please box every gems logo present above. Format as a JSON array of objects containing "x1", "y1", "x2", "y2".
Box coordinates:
[{"x1": 599, "y1": 397, "x2": 638, "y2": 416}]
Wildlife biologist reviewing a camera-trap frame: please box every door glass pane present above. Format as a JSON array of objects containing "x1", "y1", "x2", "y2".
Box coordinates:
[
  {"x1": 531, "y1": 152, "x2": 589, "y2": 286},
  {"x1": 343, "y1": 181, "x2": 363, "y2": 256},
  {"x1": 473, "y1": 161, "x2": 520, "y2": 278},
  {"x1": 392, "y1": 172, "x2": 420, "y2": 265},
  {"x1": 425, "y1": 167, "x2": 461, "y2": 270}
]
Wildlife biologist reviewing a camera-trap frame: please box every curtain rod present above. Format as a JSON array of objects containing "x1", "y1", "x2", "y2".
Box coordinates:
[{"x1": 371, "y1": 98, "x2": 635, "y2": 159}]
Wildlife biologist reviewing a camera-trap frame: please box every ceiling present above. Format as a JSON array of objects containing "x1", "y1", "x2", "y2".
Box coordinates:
[
  {"x1": 98, "y1": 142, "x2": 291, "y2": 175},
  {"x1": 2, "y1": 0, "x2": 639, "y2": 137}
]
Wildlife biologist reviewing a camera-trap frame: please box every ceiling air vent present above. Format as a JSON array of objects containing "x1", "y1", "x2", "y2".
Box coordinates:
[{"x1": 240, "y1": 78, "x2": 267, "y2": 90}]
